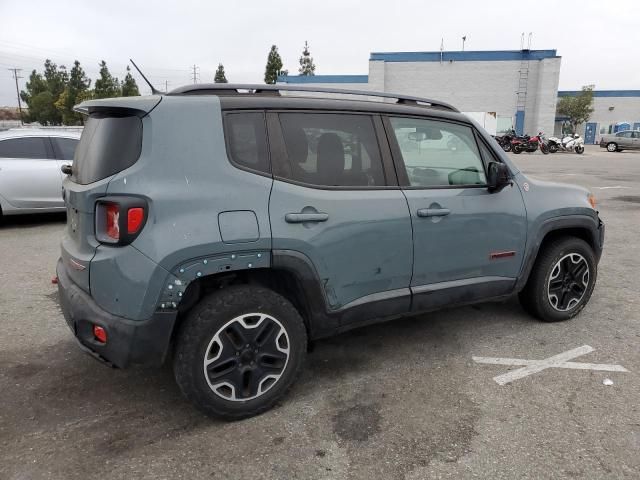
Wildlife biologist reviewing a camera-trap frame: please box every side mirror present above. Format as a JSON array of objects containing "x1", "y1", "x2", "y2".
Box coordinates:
[{"x1": 487, "y1": 161, "x2": 511, "y2": 192}]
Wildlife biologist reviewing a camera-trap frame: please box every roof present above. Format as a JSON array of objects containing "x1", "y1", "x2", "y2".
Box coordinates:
[
  {"x1": 167, "y1": 83, "x2": 459, "y2": 112},
  {"x1": 558, "y1": 90, "x2": 640, "y2": 98},
  {"x1": 369, "y1": 49, "x2": 559, "y2": 63},
  {"x1": 218, "y1": 95, "x2": 468, "y2": 123},
  {"x1": 277, "y1": 74, "x2": 368, "y2": 84},
  {"x1": 0, "y1": 128, "x2": 81, "y2": 139}
]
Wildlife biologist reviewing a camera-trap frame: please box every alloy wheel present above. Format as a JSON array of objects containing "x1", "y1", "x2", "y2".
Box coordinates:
[
  {"x1": 203, "y1": 313, "x2": 290, "y2": 401},
  {"x1": 547, "y1": 253, "x2": 590, "y2": 312}
]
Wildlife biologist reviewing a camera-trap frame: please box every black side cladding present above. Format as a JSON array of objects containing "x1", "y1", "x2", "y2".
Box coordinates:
[{"x1": 72, "y1": 113, "x2": 142, "y2": 185}]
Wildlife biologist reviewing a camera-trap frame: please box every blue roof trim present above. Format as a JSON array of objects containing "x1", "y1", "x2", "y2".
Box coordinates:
[
  {"x1": 558, "y1": 90, "x2": 640, "y2": 98},
  {"x1": 277, "y1": 74, "x2": 368, "y2": 84},
  {"x1": 369, "y1": 49, "x2": 559, "y2": 62}
]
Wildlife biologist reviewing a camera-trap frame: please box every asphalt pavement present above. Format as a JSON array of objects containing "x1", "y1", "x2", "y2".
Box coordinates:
[{"x1": 0, "y1": 146, "x2": 638, "y2": 479}]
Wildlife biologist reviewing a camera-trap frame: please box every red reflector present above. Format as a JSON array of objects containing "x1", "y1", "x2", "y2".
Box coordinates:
[
  {"x1": 105, "y1": 204, "x2": 120, "y2": 240},
  {"x1": 93, "y1": 325, "x2": 107, "y2": 344},
  {"x1": 127, "y1": 207, "x2": 144, "y2": 234},
  {"x1": 51, "y1": 276, "x2": 59, "y2": 284}
]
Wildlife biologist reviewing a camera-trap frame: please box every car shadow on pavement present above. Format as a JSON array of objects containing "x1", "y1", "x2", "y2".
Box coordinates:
[{"x1": 0, "y1": 212, "x2": 66, "y2": 229}]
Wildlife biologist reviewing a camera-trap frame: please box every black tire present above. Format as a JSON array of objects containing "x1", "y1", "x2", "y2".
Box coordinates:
[
  {"x1": 541, "y1": 143, "x2": 549, "y2": 154},
  {"x1": 512, "y1": 145, "x2": 522, "y2": 154},
  {"x1": 575, "y1": 145, "x2": 584, "y2": 154},
  {"x1": 519, "y1": 237, "x2": 597, "y2": 322},
  {"x1": 548, "y1": 143, "x2": 559, "y2": 153},
  {"x1": 606, "y1": 142, "x2": 617, "y2": 152},
  {"x1": 173, "y1": 285, "x2": 307, "y2": 420},
  {"x1": 501, "y1": 142, "x2": 512, "y2": 153}
]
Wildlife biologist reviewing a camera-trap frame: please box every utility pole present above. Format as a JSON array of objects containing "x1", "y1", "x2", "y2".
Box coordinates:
[
  {"x1": 164, "y1": 80, "x2": 170, "y2": 92},
  {"x1": 462, "y1": 36, "x2": 467, "y2": 51},
  {"x1": 8, "y1": 68, "x2": 24, "y2": 125},
  {"x1": 191, "y1": 64, "x2": 200, "y2": 84}
]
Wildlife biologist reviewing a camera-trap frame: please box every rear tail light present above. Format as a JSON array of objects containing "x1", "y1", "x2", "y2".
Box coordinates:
[{"x1": 96, "y1": 197, "x2": 148, "y2": 245}]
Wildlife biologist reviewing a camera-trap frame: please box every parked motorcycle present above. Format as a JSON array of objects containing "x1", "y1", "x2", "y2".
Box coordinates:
[
  {"x1": 494, "y1": 129, "x2": 517, "y2": 152},
  {"x1": 512, "y1": 132, "x2": 549, "y2": 154},
  {"x1": 547, "y1": 133, "x2": 585, "y2": 154}
]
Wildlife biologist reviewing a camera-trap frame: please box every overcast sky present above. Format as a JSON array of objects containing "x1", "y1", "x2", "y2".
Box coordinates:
[{"x1": 1, "y1": 0, "x2": 638, "y2": 106}]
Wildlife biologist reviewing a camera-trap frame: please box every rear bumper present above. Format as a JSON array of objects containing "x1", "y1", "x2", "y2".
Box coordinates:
[{"x1": 56, "y1": 258, "x2": 177, "y2": 368}]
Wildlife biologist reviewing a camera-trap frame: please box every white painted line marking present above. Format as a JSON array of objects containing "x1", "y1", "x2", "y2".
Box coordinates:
[
  {"x1": 596, "y1": 186, "x2": 631, "y2": 190},
  {"x1": 472, "y1": 345, "x2": 628, "y2": 385}
]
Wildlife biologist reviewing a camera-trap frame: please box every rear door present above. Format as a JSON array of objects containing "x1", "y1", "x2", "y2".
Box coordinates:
[
  {"x1": 268, "y1": 111, "x2": 413, "y2": 318},
  {"x1": 384, "y1": 115, "x2": 527, "y2": 311},
  {"x1": 0, "y1": 136, "x2": 63, "y2": 208}
]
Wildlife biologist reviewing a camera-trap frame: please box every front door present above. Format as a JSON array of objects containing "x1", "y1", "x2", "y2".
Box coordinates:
[
  {"x1": 268, "y1": 112, "x2": 413, "y2": 315},
  {"x1": 384, "y1": 116, "x2": 527, "y2": 312}
]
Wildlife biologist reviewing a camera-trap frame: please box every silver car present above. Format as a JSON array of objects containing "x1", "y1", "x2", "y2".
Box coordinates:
[
  {"x1": 599, "y1": 130, "x2": 640, "y2": 152},
  {"x1": 0, "y1": 129, "x2": 80, "y2": 216}
]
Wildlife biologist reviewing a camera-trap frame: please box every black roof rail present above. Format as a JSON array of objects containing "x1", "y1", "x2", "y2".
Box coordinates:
[{"x1": 166, "y1": 83, "x2": 460, "y2": 112}]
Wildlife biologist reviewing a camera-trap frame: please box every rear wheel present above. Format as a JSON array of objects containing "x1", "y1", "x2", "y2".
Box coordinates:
[
  {"x1": 173, "y1": 285, "x2": 307, "y2": 420},
  {"x1": 512, "y1": 144, "x2": 522, "y2": 154},
  {"x1": 541, "y1": 143, "x2": 549, "y2": 154},
  {"x1": 501, "y1": 142, "x2": 512, "y2": 153},
  {"x1": 519, "y1": 237, "x2": 597, "y2": 322},
  {"x1": 606, "y1": 142, "x2": 617, "y2": 152}
]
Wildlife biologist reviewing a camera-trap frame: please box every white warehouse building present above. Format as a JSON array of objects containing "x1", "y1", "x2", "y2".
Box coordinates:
[{"x1": 279, "y1": 49, "x2": 563, "y2": 136}]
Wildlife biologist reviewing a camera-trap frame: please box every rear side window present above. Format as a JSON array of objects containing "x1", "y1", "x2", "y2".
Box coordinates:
[
  {"x1": 73, "y1": 113, "x2": 142, "y2": 185},
  {"x1": 224, "y1": 112, "x2": 270, "y2": 174},
  {"x1": 278, "y1": 113, "x2": 385, "y2": 187},
  {"x1": 0, "y1": 137, "x2": 50, "y2": 159},
  {"x1": 53, "y1": 137, "x2": 78, "y2": 160}
]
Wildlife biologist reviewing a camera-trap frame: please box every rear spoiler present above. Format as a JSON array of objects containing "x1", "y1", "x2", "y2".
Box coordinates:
[{"x1": 74, "y1": 95, "x2": 162, "y2": 116}]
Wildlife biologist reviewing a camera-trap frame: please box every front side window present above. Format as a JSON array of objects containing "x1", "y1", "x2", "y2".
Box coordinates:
[
  {"x1": 389, "y1": 117, "x2": 487, "y2": 187},
  {"x1": 278, "y1": 113, "x2": 385, "y2": 187},
  {"x1": 224, "y1": 112, "x2": 269, "y2": 174},
  {"x1": 0, "y1": 137, "x2": 49, "y2": 159}
]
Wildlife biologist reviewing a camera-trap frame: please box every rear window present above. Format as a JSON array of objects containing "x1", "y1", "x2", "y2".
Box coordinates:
[{"x1": 73, "y1": 113, "x2": 142, "y2": 184}]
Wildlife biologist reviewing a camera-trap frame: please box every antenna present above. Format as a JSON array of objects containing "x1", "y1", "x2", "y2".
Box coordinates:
[{"x1": 129, "y1": 59, "x2": 163, "y2": 95}]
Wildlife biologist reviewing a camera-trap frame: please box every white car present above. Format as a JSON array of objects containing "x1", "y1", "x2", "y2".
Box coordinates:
[{"x1": 0, "y1": 129, "x2": 80, "y2": 216}]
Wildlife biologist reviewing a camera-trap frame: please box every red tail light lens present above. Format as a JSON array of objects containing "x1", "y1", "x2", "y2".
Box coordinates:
[
  {"x1": 96, "y1": 197, "x2": 147, "y2": 245},
  {"x1": 105, "y1": 204, "x2": 120, "y2": 240},
  {"x1": 93, "y1": 325, "x2": 107, "y2": 343},
  {"x1": 127, "y1": 207, "x2": 144, "y2": 234}
]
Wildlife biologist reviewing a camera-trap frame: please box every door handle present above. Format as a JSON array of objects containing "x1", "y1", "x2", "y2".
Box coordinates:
[
  {"x1": 417, "y1": 208, "x2": 451, "y2": 218},
  {"x1": 285, "y1": 212, "x2": 329, "y2": 223},
  {"x1": 61, "y1": 164, "x2": 72, "y2": 175}
]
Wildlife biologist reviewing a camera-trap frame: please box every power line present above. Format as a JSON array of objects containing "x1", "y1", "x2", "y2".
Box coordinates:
[{"x1": 7, "y1": 68, "x2": 23, "y2": 125}]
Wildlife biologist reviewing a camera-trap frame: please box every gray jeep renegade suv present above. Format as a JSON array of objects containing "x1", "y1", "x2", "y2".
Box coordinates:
[{"x1": 57, "y1": 84, "x2": 604, "y2": 419}]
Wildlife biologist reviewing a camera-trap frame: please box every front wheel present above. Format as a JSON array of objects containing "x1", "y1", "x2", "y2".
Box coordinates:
[
  {"x1": 575, "y1": 145, "x2": 584, "y2": 154},
  {"x1": 541, "y1": 143, "x2": 550, "y2": 154},
  {"x1": 173, "y1": 285, "x2": 307, "y2": 420},
  {"x1": 519, "y1": 237, "x2": 597, "y2": 322},
  {"x1": 501, "y1": 142, "x2": 512, "y2": 152},
  {"x1": 548, "y1": 143, "x2": 559, "y2": 153}
]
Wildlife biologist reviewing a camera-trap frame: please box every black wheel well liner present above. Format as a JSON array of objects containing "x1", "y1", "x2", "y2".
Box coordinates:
[
  {"x1": 170, "y1": 250, "x2": 334, "y2": 344},
  {"x1": 516, "y1": 215, "x2": 602, "y2": 292}
]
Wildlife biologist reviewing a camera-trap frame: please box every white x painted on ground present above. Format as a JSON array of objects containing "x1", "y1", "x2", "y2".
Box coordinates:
[{"x1": 473, "y1": 345, "x2": 628, "y2": 385}]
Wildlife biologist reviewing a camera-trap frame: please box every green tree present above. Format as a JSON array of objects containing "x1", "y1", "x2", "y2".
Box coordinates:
[
  {"x1": 121, "y1": 65, "x2": 140, "y2": 96},
  {"x1": 556, "y1": 85, "x2": 595, "y2": 134},
  {"x1": 55, "y1": 60, "x2": 91, "y2": 125},
  {"x1": 20, "y1": 61, "x2": 68, "y2": 125},
  {"x1": 94, "y1": 60, "x2": 121, "y2": 98},
  {"x1": 264, "y1": 45, "x2": 285, "y2": 84},
  {"x1": 298, "y1": 41, "x2": 316, "y2": 76},
  {"x1": 214, "y1": 63, "x2": 228, "y2": 83}
]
